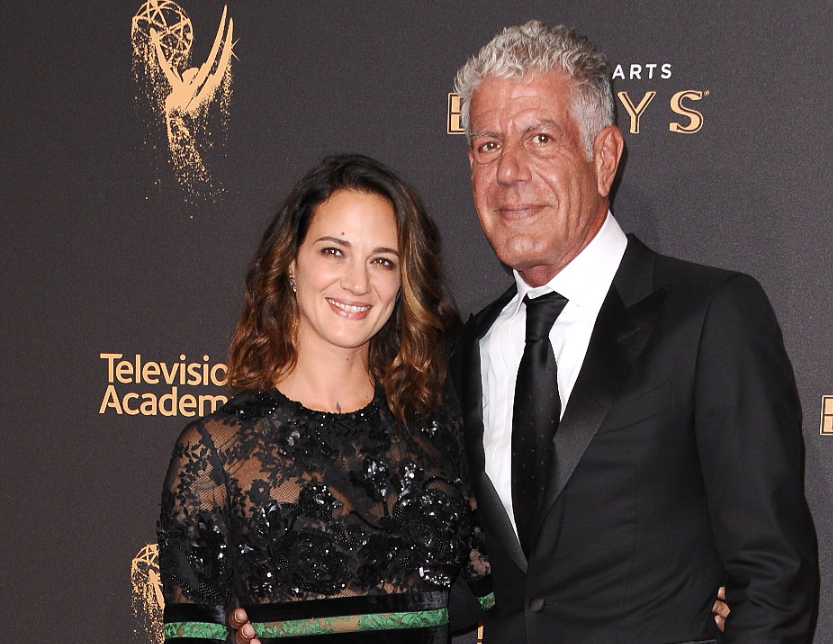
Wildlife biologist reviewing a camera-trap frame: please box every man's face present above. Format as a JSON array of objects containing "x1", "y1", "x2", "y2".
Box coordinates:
[{"x1": 467, "y1": 71, "x2": 621, "y2": 286}]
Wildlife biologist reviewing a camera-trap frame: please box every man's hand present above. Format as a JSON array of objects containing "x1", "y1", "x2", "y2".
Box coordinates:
[
  {"x1": 712, "y1": 586, "x2": 730, "y2": 632},
  {"x1": 229, "y1": 608, "x2": 260, "y2": 644}
]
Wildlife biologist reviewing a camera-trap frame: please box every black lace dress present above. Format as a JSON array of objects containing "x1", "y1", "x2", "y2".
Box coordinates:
[{"x1": 158, "y1": 387, "x2": 492, "y2": 643}]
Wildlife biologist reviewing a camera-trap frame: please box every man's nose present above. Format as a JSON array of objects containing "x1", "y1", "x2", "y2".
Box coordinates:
[{"x1": 496, "y1": 140, "x2": 532, "y2": 185}]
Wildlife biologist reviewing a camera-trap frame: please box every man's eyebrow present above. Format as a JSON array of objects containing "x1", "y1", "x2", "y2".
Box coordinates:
[
  {"x1": 523, "y1": 120, "x2": 564, "y2": 135},
  {"x1": 469, "y1": 129, "x2": 500, "y2": 140},
  {"x1": 470, "y1": 120, "x2": 564, "y2": 139}
]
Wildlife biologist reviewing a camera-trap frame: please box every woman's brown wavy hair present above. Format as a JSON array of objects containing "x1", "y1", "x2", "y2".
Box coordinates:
[{"x1": 227, "y1": 154, "x2": 461, "y2": 424}]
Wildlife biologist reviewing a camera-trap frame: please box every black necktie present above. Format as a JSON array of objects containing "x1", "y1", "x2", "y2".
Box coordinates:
[{"x1": 512, "y1": 291, "x2": 568, "y2": 557}]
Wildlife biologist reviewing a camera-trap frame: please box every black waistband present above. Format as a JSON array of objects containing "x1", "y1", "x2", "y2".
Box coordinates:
[
  {"x1": 244, "y1": 590, "x2": 448, "y2": 621},
  {"x1": 163, "y1": 603, "x2": 226, "y2": 624},
  {"x1": 257, "y1": 629, "x2": 445, "y2": 644}
]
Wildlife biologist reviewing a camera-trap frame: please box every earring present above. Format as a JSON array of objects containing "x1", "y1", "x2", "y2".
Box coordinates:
[{"x1": 289, "y1": 273, "x2": 296, "y2": 294}]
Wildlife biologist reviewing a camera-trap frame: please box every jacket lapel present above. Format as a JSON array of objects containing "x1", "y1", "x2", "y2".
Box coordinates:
[
  {"x1": 536, "y1": 237, "x2": 668, "y2": 536},
  {"x1": 458, "y1": 286, "x2": 529, "y2": 572}
]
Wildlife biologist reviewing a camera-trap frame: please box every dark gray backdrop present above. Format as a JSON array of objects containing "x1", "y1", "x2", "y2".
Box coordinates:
[{"x1": 2, "y1": 1, "x2": 830, "y2": 642}]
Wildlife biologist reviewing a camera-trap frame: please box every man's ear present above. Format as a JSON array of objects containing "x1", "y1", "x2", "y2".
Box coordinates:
[{"x1": 593, "y1": 125, "x2": 624, "y2": 198}]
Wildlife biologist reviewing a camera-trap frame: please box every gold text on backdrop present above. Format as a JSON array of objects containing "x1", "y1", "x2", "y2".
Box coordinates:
[
  {"x1": 447, "y1": 63, "x2": 708, "y2": 136},
  {"x1": 821, "y1": 396, "x2": 833, "y2": 435},
  {"x1": 448, "y1": 93, "x2": 464, "y2": 134},
  {"x1": 99, "y1": 352, "x2": 228, "y2": 417}
]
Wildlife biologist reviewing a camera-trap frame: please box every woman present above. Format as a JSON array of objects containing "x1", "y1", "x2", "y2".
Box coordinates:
[{"x1": 158, "y1": 155, "x2": 493, "y2": 643}]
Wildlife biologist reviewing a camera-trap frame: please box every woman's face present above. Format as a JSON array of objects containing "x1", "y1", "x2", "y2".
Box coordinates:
[{"x1": 291, "y1": 189, "x2": 401, "y2": 356}]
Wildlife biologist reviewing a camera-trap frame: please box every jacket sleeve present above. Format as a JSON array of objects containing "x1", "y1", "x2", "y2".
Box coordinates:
[{"x1": 694, "y1": 273, "x2": 818, "y2": 643}]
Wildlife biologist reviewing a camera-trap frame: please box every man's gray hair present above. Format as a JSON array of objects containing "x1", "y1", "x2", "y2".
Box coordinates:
[{"x1": 453, "y1": 21, "x2": 615, "y2": 160}]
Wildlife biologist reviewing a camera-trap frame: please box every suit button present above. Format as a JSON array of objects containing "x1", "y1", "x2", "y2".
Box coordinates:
[{"x1": 530, "y1": 598, "x2": 545, "y2": 613}]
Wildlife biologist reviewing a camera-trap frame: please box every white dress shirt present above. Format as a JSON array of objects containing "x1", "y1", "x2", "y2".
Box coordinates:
[{"x1": 479, "y1": 213, "x2": 628, "y2": 533}]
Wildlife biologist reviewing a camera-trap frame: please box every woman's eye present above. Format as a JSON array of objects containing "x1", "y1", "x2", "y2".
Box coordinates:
[
  {"x1": 321, "y1": 247, "x2": 342, "y2": 257},
  {"x1": 373, "y1": 257, "x2": 397, "y2": 269}
]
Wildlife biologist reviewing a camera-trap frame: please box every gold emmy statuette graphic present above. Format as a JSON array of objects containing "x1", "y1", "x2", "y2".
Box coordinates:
[
  {"x1": 131, "y1": 1, "x2": 235, "y2": 198},
  {"x1": 131, "y1": 543, "x2": 164, "y2": 644},
  {"x1": 821, "y1": 396, "x2": 833, "y2": 435}
]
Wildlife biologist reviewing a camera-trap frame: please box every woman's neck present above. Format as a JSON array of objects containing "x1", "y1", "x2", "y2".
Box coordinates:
[{"x1": 275, "y1": 342, "x2": 375, "y2": 413}]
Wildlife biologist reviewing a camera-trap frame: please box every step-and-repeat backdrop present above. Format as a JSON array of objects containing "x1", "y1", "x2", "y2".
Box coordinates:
[{"x1": 3, "y1": 2, "x2": 831, "y2": 642}]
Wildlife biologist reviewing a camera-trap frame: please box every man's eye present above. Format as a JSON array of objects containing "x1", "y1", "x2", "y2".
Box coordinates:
[
  {"x1": 472, "y1": 140, "x2": 501, "y2": 164},
  {"x1": 532, "y1": 133, "x2": 551, "y2": 144}
]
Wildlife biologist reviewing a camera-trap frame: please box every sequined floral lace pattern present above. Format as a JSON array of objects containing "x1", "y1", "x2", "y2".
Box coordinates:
[{"x1": 157, "y1": 388, "x2": 489, "y2": 611}]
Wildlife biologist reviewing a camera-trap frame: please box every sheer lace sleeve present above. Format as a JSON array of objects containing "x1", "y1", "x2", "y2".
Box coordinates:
[
  {"x1": 453, "y1": 421, "x2": 493, "y2": 612},
  {"x1": 157, "y1": 419, "x2": 232, "y2": 642},
  {"x1": 462, "y1": 509, "x2": 493, "y2": 612},
  {"x1": 415, "y1": 402, "x2": 493, "y2": 611}
]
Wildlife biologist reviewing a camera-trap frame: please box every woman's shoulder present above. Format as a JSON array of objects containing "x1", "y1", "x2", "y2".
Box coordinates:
[
  {"x1": 396, "y1": 401, "x2": 463, "y2": 463},
  {"x1": 220, "y1": 388, "x2": 286, "y2": 421},
  {"x1": 407, "y1": 395, "x2": 461, "y2": 434},
  {"x1": 173, "y1": 389, "x2": 286, "y2": 450}
]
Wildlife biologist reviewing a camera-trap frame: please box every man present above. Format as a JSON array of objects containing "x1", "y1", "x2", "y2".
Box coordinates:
[
  {"x1": 448, "y1": 20, "x2": 817, "y2": 643},
  {"x1": 231, "y1": 20, "x2": 815, "y2": 644}
]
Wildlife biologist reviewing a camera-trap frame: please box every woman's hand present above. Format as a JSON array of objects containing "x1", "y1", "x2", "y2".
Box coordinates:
[
  {"x1": 229, "y1": 608, "x2": 260, "y2": 644},
  {"x1": 712, "y1": 586, "x2": 730, "y2": 631}
]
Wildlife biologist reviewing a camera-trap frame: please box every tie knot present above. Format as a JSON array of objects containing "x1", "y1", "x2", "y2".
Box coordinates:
[{"x1": 524, "y1": 292, "x2": 568, "y2": 342}]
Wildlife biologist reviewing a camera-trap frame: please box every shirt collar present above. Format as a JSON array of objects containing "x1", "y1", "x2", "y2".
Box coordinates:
[{"x1": 509, "y1": 212, "x2": 628, "y2": 315}]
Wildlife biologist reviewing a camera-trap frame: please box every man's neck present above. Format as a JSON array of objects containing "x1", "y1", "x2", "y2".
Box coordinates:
[{"x1": 516, "y1": 205, "x2": 608, "y2": 287}]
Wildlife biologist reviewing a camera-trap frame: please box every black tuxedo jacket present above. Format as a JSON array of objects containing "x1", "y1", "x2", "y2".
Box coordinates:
[{"x1": 450, "y1": 236, "x2": 817, "y2": 644}]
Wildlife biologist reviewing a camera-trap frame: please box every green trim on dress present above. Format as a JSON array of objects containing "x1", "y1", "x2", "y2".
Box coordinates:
[
  {"x1": 164, "y1": 621, "x2": 228, "y2": 639},
  {"x1": 253, "y1": 608, "x2": 448, "y2": 637},
  {"x1": 478, "y1": 592, "x2": 496, "y2": 611}
]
